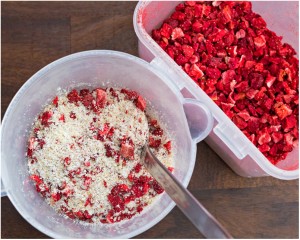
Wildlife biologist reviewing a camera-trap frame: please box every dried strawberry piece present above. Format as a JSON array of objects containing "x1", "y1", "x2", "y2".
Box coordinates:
[
  {"x1": 108, "y1": 195, "x2": 124, "y2": 211},
  {"x1": 134, "y1": 163, "x2": 142, "y2": 173},
  {"x1": 279, "y1": 43, "x2": 296, "y2": 57},
  {"x1": 152, "y1": 127, "x2": 163, "y2": 137},
  {"x1": 163, "y1": 141, "x2": 172, "y2": 154},
  {"x1": 84, "y1": 161, "x2": 90, "y2": 167},
  {"x1": 75, "y1": 210, "x2": 85, "y2": 220},
  {"x1": 271, "y1": 132, "x2": 283, "y2": 143},
  {"x1": 131, "y1": 182, "x2": 149, "y2": 198},
  {"x1": 188, "y1": 64, "x2": 204, "y2": 79},
  {"x1": 103, "y1": 180, "x2": 107, "y2": 188},
  {"x1": 206, "y1": 67, "x2": 221, "y2": 80},
  {"x1": 237, "y1": 110, "x2": 251, "y2": 121},
  {"x1": 59, "y1": 114, "x2": 65, "y2": 122},
  {"x1": 191, "y1": 21, "x2": 202, "y2": 33},
  {"x1": 247, "y1": 117, "x2": 260, "y2": 133},
  {"x1": 75, "y1": 168, "x2": 81, "y2": 175},
  {"x1": 79, "y1": 89, "x2": 90, "y2": 97},
  {"x1": 69, "y1": 112, "x2": 76, "y2": 119},
  {"x1": 265, "y1": 73, "x2": 276, "y2": 88},
  {"x1": 160, "y1": 23, "x2": 173, "y2": 38},
  {"x1": 261, "y1": 98, "x2": 273, "y2": 111},
  {"x1": 83, "y1": 176, "x2": 92, "y2": 189},
  {"x1": 257, "y1": 130, "x2": 271, "y2": 145},
  {"x1": 182, "y1": 44, "x2": 194, "y2": 58},
  {"x1": 104, "y1": 144, "x2": 115, "y2": 158},
  {"x1": 30, "y1": 174, "x2": 43, "y2": 185},
  {"x1": 236, "y1": 29, "x2": 246, "y2": 39},
  {"x1": 121, "y1": 89, "x2": 138, "y2": 100},
  {"x1": 152, "y1": 29, "x2": 161, "y2": 41},
  {"x1": 111, "y1": 184, "x2": 130, "y2": 195},
  {"x1": 52, "y1": 96, "x2": 59, "y2": 107},
  {"x1": 120, "y1": 143, "x2": 134, "y2": 160},
  {"x1": 67, "y1": 89, "x2": 81, "y2": 103},
  {"x1": 282, "y1": 115, "x2": 297, "y2": 132},
  {"x1": 51, "y1": 192, "x2": 62, "y2": 202},
  {"x1": 254, "y1": 35, "x2": 266, "y2": 48},
  {"x1": 151, "y1": 180, "x2": 164, "y2": 194},
  {"x1": 64, "y1": 157, "x2": 71, "y2": 166},
  {"x1": 81, "y1": 93, "x2": 94, "y2": 108},
  {"x1": 149, "y1": 137, "x2": 161, "y2": 148},
  {"x1": 136, "y1": 95, "x2": 146, "y2": 111},
  {"x1": 232, "y1": 115, "x2": 248, "y2": 130},
  {"x1": 274, "y1": 102, "x2": 293, "y2": 120},
  {"x1": 95, "y1": 88, "x2": 107, "y2": 108},
  {"x1": 98, "y1": 123, "x2": 110, "y2": 136},
  {"x1": 171, "y1": 27, "x2": 184, "y2": 40},
  {"x1": 84, "y1": 210, "x2": 92, "y2": 219},
  {"x1": 41, "y1": 111, "x2": 53, "y2": 126},
  {"x1": 258, "y1": 144, "x2": 270, "y2": 153},
  {"x1": 58, "y1": 181, "x2": 66, "y2": 190},
  {"x1": 107, "y1": 127, "x2": 115, "y2": 137}
]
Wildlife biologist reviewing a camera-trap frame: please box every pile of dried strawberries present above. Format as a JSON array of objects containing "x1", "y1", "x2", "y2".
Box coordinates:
[{"x1": 152, "y1": 1, "x2": 299, "y2": 164}]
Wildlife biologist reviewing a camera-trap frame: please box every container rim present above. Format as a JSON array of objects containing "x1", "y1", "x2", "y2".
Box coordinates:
[
  {"x1": 1, "y1": 50, "x2": 197, "y2": 238},
  {"x1": 133, "y1": 1, "x2": 299, "y2": 180}
]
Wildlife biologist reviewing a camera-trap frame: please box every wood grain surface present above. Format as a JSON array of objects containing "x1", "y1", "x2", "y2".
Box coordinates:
[{"x1": 1, "y1": 1, "x2": 299, "y2": 239}]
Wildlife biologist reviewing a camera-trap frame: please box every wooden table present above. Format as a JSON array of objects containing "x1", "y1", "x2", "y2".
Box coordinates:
[{"x1": 1, "y1": 2, "x2": 298, "y2": 238}]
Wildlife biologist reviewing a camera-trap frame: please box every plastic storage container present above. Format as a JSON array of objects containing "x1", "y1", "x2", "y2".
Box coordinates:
[
  {"x1": 133, "y1": 1, "x2": 299, "y2": 180},
  {"x1": 1, "y1": 50, "x2": 213, "y2": 238}
]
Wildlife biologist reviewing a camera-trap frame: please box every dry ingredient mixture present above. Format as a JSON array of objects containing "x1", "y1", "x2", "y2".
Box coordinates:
[
  {"x1": 152, "y1": 1, "x2": 299, "y2": 165},
  {"x1": 27, "y1": 87, "x2": 174, "y2": 223}
]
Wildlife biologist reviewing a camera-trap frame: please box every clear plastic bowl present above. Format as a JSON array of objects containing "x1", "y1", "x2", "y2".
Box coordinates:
[
  {"x1": 133, "y1": 1, "x2": 299, "y2": 180},
  {"x1": 1, "y1": 50, "x2": 213, "y2": 238}
]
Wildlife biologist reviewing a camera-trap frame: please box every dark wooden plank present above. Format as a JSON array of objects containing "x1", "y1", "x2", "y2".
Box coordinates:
[
  {"x1": 1, "y1": 197, "x2": 48, "y2": 239},
  {"x1": 1, "y1": 1, "x2": 298, "y2": 239}
]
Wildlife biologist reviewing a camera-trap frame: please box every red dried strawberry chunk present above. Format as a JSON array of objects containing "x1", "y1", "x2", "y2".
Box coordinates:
[
  {"x1": 274, "y1": 102, "x2": 293, "y2": 120},
  {"x1": 41, "y1": 111, "x2": 53, "y2": 126},
  {"x1": 59, "y1": 114, "x2": 65, "y2": 122},
  {"x1": 160, "y1": 23, "x2": 173, "y2": 38},
  {"x1": 30, "y1": 174, "x2": 43, "y2": 185},
  {"x1": 104, "y1": 144, "x2": 115, "y2": 158},
  {"x1": 151, "y1": 180, "x2": 164, "y2": 194},
  {"x1": 52, "y1": 96, "x2": 59, "y2": 107},
  {"x1": 257, "y1": 130, "x2": 271, "y2": 145},
  {"x1": 163, "y1": 141, "x2": 171, "y2": 154},
  {"x1": 69, "y1": 112, "x2": 76, "y2": 119},
  {"x1": 121, "y1": 89, "x2": 138, "y2": 100},
  {"x1": 81, "y1": 93, "x2": 94, "y2": 109},
  {"x1": 64, "y1": 157, "x2": 71, "y2": 166},
  {"x1": 271, "y1": 132, "x2": 283, "y2": 144},
  {"x1": 152, "y1": 127, "x2": 163, "y2": 137},
  {"x1": 182, "y1": 44, "x2": 194, "y2": 58},
  {"x1": 149, "y1": 137, "x2": 161, "y2": 148},
  {"x1": 67, "y1": 89, "x2": 81, "y2": 103},
  {"x1": 136, "y1": 95, "x2": 146, "y2": 111},
  {"x1": 95, "y1": 88, "x2": 107, "y2": 108},
  {"x1": 51, "y1": 192, "x2": 62, "y2": 202},
  {"x1": 120, "y1": 143, "x2": 134, "y2": 159},
  {"x1": 98, "y1": 123, "x2": 110, "y2": 136},
  {"x1": 171, "y1": 27, "x2": 184, "y2": 40},
  {"x1": 282, "y1": 115, "x2": 297, "y2": 131}
]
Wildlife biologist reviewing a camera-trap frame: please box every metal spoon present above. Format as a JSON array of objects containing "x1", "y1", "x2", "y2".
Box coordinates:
[{"x1": 141, "y1": 145, "x2": 233, "y2": 239}]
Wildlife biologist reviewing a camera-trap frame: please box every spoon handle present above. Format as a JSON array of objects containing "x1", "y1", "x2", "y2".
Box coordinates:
[{"x1": 143, "y1": 146, "x2": 233, "y2": 239}]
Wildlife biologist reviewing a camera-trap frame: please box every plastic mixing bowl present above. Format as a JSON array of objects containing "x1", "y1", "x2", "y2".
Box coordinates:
[{"x1": 1, "y1": 50, "x2": 213, "y2": 238}]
